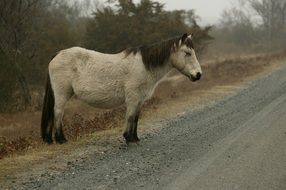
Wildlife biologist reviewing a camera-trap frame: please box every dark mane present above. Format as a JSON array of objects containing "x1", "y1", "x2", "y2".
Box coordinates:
[
  {"x1": 125, "y1": 35, "x2": 194, "y2": 70},
  {"x1": 185, "y1": 38, "x2": 194, "y2": 49}
]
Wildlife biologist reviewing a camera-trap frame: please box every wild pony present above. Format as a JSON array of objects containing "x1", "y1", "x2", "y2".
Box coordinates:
[{"x1": 41, "y1": 33, "x2": 202, "y2": 144}]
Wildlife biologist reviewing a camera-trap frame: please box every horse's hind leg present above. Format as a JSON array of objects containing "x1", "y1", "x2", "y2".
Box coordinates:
[{"x1": 54, "y1": 88, "x2": 73, "y2": 144}]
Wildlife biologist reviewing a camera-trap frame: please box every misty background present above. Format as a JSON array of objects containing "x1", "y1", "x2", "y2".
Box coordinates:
[{"x1": 1, "y1": 0, "x2": 286, "y2": 112}]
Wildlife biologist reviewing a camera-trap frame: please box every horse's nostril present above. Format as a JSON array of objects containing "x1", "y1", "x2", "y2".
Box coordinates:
[{"x1": 196, "y1": 72, "x2": 201, "y2": 80}]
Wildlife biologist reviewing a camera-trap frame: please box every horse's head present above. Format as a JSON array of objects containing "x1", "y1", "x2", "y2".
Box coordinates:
[{"x1": 170, "y1": 33, "x2": 202, "y2": 82}]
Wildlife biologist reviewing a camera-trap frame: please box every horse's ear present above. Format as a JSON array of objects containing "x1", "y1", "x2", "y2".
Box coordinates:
[{"x1": 181, "y1": 33, "x2": 188, "y2": 42}]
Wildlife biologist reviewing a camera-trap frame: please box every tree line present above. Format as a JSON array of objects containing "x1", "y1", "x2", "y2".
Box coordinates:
[
  {"x1": 214, "y1": 0, "x2": 286, "y2": 52},
  {"x1": 0, "y1": 0, "x2": 212, "y2": 112}
]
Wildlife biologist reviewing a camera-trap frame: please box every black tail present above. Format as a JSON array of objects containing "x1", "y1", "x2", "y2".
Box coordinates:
[{"x1": 41, "y1": 73, "x2": 54, "y2": 144}]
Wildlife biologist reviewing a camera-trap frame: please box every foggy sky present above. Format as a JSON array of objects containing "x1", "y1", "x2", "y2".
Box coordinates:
[
  {"x1": 91, "y1": 0, "x2": 233, "y2": 25},
  {"x1": 133, "y1": 0, "x2": 233, "y2": 25}
]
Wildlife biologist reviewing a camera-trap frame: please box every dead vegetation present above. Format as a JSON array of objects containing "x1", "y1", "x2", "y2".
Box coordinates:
[
  {"x1": 0, "y1": 137, "x2": 35, "y2": 159},
  {"x1": 0, "y1": 51, "x2": 286, "y2": 159},
  {"x1": 65, "y1": 107, "x2": 125, "y2": 141}
]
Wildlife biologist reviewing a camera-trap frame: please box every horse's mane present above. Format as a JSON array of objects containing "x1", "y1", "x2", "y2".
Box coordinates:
[{"x1": 125, "y1": 35, "x2": 194, "y2": 70}]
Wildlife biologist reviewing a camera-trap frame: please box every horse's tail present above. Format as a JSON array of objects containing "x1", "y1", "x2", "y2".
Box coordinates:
[{"x1": 41, "y1": 72, "x2": 55, "y2": 144}]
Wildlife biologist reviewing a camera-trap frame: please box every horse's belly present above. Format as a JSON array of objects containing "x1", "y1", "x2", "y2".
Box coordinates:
[
  {"x1": 72, "y1": 64, "x2": 129, "y2": 108},
  {"x1": 88, "y1": 97, "x2": 125, "y2": 109},
  {"x1": 74, "y1": 86, "x2": 125, "y2": 109}
]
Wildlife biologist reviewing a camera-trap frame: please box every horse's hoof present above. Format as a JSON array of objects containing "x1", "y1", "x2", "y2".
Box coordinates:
[
  {"x1": 129, "y1": 137, "x2": 140, "y2": 144},
  {"x1": 55, "y1": 133, "x2": 67, "y2": 144},
  {"x1": 123, "y1": 132, "x2": 140, "y2": 144},
  {"x1": 43, "y1": 135, "x2": 53, "y2": 144},
  {"x1": 55, "y1": 137, "x2": 67, "y2": 144},
  {"x1": 133, "y1": 135, "x2": 140, "y2": 142},
  {"x1": 43, "y1": 139, "x2": 53, "y2": 144},
  {"x1": 127, "y1": 140, "x2": 141, "y2": 146}
]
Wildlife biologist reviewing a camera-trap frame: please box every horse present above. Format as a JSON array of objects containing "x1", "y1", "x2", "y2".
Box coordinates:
[{"x1": 41, "y1": 33, "x2": 202, "y2": 144}]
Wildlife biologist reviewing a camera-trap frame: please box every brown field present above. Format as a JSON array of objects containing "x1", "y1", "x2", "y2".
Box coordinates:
[{"x1": 0, "y1": 52, "x2": 286, "y2": 159}]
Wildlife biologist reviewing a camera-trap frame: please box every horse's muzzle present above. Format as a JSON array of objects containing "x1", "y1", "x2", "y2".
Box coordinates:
[{"x1": 190, "y1": 72, "x2": 202, "y2": 82}]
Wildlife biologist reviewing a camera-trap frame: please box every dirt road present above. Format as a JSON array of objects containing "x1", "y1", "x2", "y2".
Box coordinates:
[{"x1": 3, "y1": 64, "x2": 286, "y2": 189}]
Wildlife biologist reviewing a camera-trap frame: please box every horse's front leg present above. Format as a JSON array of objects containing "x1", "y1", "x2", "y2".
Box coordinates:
[{"x1": 123, "y1": 103, "x2": 141, "y2": 143}]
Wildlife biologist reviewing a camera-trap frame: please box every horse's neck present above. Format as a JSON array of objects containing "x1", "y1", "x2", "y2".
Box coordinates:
[{"x1": 149, "y1": 61, "x2": 173, "y2": 83}]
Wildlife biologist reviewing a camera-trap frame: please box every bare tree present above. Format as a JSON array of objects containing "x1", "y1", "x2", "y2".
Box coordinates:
[
  {"x1": 0, "y1": 0, "x2": 41, "y2": 106},
  {"x1": 249, "y1": 0, "x2": 286, "y2": 41},
  {"x1": 216, "y1": 0, "x2": 286, "y2": 51}
]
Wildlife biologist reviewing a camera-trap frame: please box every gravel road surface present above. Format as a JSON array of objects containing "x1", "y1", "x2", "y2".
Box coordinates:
[{"x1": 4, "y1": 65, "x2": 286, "y2": 190}]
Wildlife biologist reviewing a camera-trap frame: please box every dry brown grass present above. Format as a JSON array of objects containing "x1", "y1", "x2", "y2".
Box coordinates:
[
  {"x1": 0, "y1": 51, "x2": 286, "y2": 159},
  {"x1": 0, "y1": 137, "x2": 35, "y2": 159},
  {"x1": 64, "y1": 107, "x2": 125, "y2": 141}
]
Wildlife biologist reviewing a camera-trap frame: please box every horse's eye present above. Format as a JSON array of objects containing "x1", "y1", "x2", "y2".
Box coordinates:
[{"x1": 185, "y1": 52, "x2": 192, "y2": 56}]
